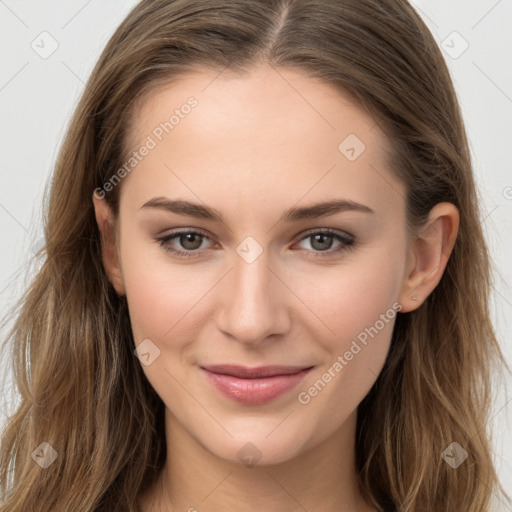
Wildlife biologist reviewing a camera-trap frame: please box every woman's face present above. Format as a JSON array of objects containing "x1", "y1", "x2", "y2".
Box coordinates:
[{"x1": 102, "y1": 63, "x2": 414, "y2": 465}]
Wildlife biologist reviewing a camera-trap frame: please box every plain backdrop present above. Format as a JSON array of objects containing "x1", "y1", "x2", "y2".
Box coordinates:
[{"x1": 1, "y1": 0, "x2": 511, "y2": 507}]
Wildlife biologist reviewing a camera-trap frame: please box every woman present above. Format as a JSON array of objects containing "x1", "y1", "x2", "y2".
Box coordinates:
[{"x1": 0, "y1": 0, "x2": 509, "y2": 510}]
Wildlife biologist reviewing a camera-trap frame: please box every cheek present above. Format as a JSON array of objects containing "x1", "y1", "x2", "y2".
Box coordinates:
[
  {"x1": 289, "y1": 245, "x2": 403, "y2": 413},
  {"x1": 119, "y1": 239, "x2": 214, "y2": 412},
  {"x1": 119, "y1": 233, "x2": 213, "y2": 344},
  {"x1": 288, "y1": 243, "x2": 404, "y2": 347}
]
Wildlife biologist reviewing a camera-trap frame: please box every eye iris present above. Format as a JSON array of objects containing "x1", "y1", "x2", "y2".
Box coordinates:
[
  {"x1": 180, "y1": 233, "x2": 203, "y2": 250},
  {"x1": 311, "y1": 233, "x2": 333, "y2": 251}
]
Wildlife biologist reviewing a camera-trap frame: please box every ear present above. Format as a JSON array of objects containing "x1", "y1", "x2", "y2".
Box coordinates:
[
  {"x1": 398, "y1": 202, "x2": 459, "y2": 313},
  {"x1": 92, "y1": 192, "x2": 126, "y2": 295}
]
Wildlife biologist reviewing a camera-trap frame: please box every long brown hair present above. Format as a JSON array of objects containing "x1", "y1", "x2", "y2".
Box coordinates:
[{"x1": 1, "y1": 0, "x2": 509, "y2": 510}]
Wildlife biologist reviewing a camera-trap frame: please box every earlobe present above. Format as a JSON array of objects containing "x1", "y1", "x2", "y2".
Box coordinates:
[
  {"x1": 92, "y1": 193, "x2": 126, "y2": 296},
  {"x1": 399, "y1": 202, "x2": 459, "y2": 312}
]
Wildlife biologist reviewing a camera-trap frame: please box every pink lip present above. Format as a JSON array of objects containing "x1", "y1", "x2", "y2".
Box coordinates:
[{"x1": 201, "y1": 365, "x2": 313, "y2": 405}]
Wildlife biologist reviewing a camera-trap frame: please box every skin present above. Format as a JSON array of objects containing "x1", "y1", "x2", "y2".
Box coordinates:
[{"x1": 93, "y1": 62, "x2": 459, "y2": 511}]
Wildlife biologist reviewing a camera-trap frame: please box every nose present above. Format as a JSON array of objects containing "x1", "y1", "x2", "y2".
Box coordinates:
[{"x1": 215, "y1": 250, "x2": 292, "y2": 346}]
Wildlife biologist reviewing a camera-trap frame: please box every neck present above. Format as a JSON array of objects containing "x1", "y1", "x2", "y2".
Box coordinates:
[{"x1": 139, "y1": 408, "x2": 374, "y2": 512}]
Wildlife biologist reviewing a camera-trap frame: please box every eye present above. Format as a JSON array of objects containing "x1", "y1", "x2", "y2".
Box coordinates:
[
  {"x1": 294, "y1": 228, "x2": 355, "y2": 257},
  {"x1": 154, "y1": 229, "x2": 215, "y2": 259}
]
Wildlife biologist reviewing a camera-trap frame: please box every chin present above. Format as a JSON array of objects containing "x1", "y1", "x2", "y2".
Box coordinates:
[
  {"x1": 193, "y1": 423, "x2": 314, "y2": 468},
  {"x1": 224, "y1": 439, "x2": 304, "y2": 468}
]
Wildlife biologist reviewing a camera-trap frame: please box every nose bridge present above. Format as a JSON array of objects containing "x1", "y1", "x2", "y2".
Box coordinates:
[{"x1": 217, "y1": 244, "x2": 289, "y2": 343}]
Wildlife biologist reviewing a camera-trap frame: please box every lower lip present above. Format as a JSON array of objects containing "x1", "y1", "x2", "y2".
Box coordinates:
[{"x1": 202, "y1": 368, "x2": 312, "y2": 405}]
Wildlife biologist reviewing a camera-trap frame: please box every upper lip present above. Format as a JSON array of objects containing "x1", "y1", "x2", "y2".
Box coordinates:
[{"x1": 201, "y1": 365, "x2": 313, "y2": 379}]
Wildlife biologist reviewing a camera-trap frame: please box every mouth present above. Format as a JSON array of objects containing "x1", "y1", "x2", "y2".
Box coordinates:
[{"x1": 200, "y1": 364, "x2": 314, "y2": 405}]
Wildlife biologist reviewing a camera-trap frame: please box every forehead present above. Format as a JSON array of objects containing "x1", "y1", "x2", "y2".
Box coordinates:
[
  {"x1": 130, "y1": 62, "x2": 388, "y2": 152},
  {"x1": 122, "y1": 63, "x2": 405, "y2": 221}
]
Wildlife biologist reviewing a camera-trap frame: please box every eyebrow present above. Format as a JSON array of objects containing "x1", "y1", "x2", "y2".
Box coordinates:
[{"x1": 140, "y1": 197, "x2": 375, "y2": 223}]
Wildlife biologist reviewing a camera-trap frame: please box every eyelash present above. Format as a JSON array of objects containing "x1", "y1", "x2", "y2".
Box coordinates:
[{"x1": 154, "y1": 228, "x2": 356, "y2": 260}]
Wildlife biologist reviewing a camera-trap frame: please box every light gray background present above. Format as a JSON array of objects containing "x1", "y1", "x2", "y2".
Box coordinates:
[{"x1": 1, "y1": 0, "x2": 511, "y2": 506}]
